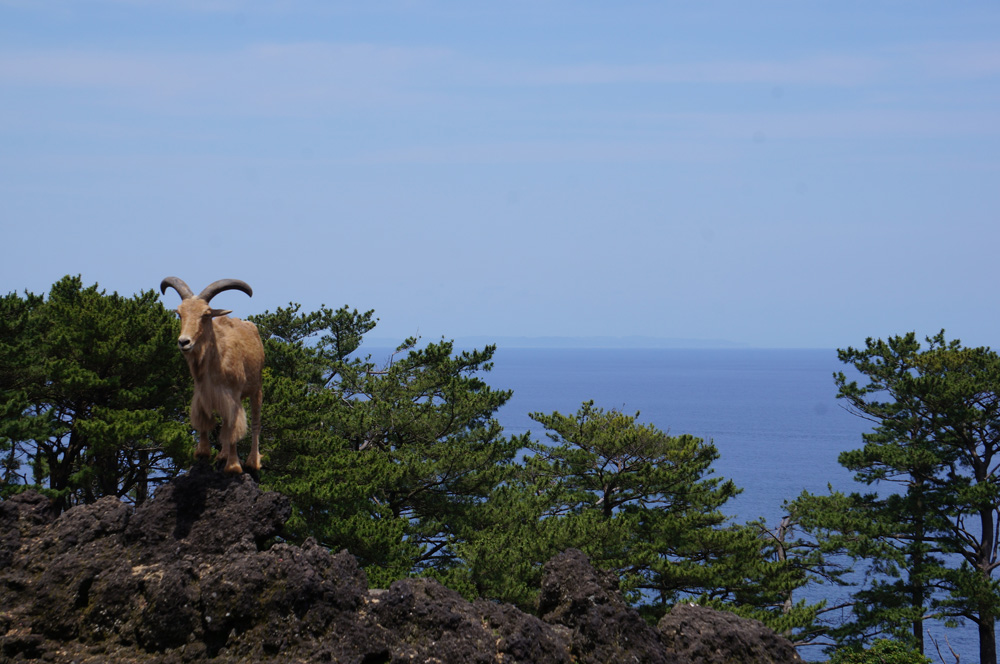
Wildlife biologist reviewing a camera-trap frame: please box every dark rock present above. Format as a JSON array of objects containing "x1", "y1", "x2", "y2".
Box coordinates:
[
  {"x1": 0, "y1": 491, "x2": 58, "y2": 570},
  {"x1": 658, "y1": 602, "x2": 803, "y2": 664},
  {"x1": 538, "y1": 548, "x2": 676, "y2": 664},
  {"x1": 368, "y1": 577, "x2": 573, "y2": 664},
  {"x1": 123, "y1": 463, "x2": 290, "y2": 559},
  {"x1": 373, "y1": 578, "x2": 498, "y2": 663},
  {"x1": 475, "y1": 598, "x2": 573, "y2": 663},
  {"x1": 79, "y1": 555, "x2": 142, "y2": 642},
  {"x1": 44, "y1": 496, "x2": 130, "y2": 555},
  {"x1": 137, "y1": 565, "x2": 202, "y2": 651},
  {"x1": 0, "y1": 471, "x2": 802, "y2": 664}
]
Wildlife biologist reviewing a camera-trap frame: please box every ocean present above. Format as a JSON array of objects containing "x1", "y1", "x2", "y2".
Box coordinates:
[{"x1": 478, "y1": 347, "x2": 984, "y2": 663}]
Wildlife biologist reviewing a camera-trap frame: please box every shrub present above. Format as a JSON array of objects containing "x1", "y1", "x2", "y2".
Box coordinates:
[{"x1": 828, "y1": 639, "x2": 932, "y2": 664}]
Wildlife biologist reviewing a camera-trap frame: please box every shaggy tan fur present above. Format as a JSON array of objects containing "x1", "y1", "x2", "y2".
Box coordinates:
[{"x1": 161, "y1": 277, "x2": 265, "y2": 474}]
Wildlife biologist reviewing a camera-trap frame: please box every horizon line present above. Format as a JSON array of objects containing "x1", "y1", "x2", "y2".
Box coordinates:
[{"x1": 361, "y1": 335, "x2": 837, "y2": 351}]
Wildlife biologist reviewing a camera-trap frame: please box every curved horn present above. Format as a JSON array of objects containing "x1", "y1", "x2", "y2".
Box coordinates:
[
  {"x1": 160, "y1": 276, "x2": 194, "y2": 300},
  {"x1": 198, "y1": 279, "x2": 253, "y2": 303}
]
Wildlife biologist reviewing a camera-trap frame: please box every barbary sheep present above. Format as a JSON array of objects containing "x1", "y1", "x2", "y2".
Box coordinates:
[{"x1": 160, "y1": 276, "x2": 265, "y2": 474}]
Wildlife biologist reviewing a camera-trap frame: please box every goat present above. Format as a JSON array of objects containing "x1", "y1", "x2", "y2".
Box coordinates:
[{"x1": 160, "y1": 277, "x2": 265, "y2": 474}]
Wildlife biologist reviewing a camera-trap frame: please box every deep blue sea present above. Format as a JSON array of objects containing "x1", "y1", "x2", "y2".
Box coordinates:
[{"x1": 476, "y1": 347, "x2": 984, "y2": 663}]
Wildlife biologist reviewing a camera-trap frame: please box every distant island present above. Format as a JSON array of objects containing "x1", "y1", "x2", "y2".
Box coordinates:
[{"x1": 364, "y1": 336, "x2": 750, "y2": 350}]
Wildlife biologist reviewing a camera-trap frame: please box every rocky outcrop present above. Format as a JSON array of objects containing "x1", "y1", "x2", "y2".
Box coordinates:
[
  {"x1": 538, "y1": 548, "x2": 674, "y2": 664},
  {"x1": 659, "y1": 604, "x2": 803, "y2": 664},
  {"x1": 0, "y1": 466, "x2": 801, "y2": 663}
]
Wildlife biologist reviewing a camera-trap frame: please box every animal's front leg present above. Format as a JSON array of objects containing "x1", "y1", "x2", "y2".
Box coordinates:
[
  {"x1": 194, "y1": 432, "x2": 213, "y2": 461},
  {"x1": 218, "y1": 424, "x2": 244, "y2": 475},
  {"x1": 191, "y1": 399, "x2": 215, "y2": 462}
]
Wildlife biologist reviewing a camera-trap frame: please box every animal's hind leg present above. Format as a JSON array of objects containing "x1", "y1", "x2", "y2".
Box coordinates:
[{"x1": 245, "y1": 387, "x2": 263, "y2": 472}]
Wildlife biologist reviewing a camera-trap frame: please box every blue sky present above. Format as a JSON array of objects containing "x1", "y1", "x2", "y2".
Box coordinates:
[{"x1": 2, "y1": 1, "x2": 999, "y2": 348}]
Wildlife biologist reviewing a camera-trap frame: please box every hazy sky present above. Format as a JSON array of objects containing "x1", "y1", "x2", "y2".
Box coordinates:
[{"x1": 3, "y1": 1, "x2": 999, "y2": 348}]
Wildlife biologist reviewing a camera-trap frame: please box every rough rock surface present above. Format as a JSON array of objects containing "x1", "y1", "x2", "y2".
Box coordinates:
[
  {"x1": 0, "y1": 466, "x2": 801, "y2": 663},
  {"x1": 659, "y1": 603, "x2": 803, "y2": 663},
  {"x1": 538, "y1": 548, "x2": 673, "y2": 664}
]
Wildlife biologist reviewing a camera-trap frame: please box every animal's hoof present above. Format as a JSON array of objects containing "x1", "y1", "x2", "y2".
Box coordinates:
[{"x1": 223, "y1": 463, "x2": 244, "y2": 475}]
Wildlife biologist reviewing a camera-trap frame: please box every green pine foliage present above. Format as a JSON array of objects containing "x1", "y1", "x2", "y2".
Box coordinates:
[
  {"x1": 0, "y1": 276, "x2": 191, "y2": 507},
  {"x1": 13, "y1": 278, "x2": 1000, "y2": 660},
  {"x1": 0, "y1": 288, "x2": 46, "y2": 488},
  {"x1": 251, "y1": 304, "x2": 522, "y2": 588},
  {"x1": 446, "y1": 401, "x2": 825, "y2": 640},
  {"x1": 828, "y1": 639, "x2": 932, "y2": 664},
  {"x1": 525, "y1": 402, "x2": 742, "y2": 605},
  {"x1": 791, "y1": 332, "x2": 1000, "y2": 663}
]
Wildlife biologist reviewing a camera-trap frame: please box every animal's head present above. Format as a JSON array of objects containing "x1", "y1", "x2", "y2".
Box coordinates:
[{"x1": 160, "y1": 277, "x2": 253, "y2": 353}]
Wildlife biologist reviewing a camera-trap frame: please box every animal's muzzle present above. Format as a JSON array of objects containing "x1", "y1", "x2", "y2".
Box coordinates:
[{"x1": 178, "y1": 337, "x2": 194, "y2": 352}]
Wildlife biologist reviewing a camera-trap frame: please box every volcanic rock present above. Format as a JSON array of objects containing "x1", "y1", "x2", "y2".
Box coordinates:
[
  {"x1": 658, "y1": 603, "x2": 803, "y2": 663},
  {"x1": 0, "y1": 466, "x2": 801, "y2": 663}
]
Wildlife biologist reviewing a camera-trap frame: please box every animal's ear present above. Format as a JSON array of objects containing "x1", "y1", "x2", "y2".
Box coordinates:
[{"x1": 210, "y1": 309, "x2": 232, "y2": 318}]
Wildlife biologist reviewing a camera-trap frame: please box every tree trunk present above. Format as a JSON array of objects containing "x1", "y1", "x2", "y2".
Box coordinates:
[
  {"x1": 776, "y1": 516, "x2": 793, "y2": 614},
  {"x1": 135, "y1": 448, "x2": 149, "y2": 505},
  {"x1": 911, "y1": 606, "x2": 923, "y2": 656},
  {"x1": 978, "y1": 480, "x2": 998, "y2": 664},
  {"x1": 979, "y1": 614, "x2": 997, "y2": 664},
  {"x1": 96, "y1": 443, "x2": 119, "y2": 501},
  {"x1": 910, "y1": 498, "x2": 925, "y2": 656}
]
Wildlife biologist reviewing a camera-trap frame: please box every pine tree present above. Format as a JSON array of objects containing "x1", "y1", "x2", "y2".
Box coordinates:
[
  {"x1": 0, "y1": 276, "x2": 191, "y2": 508},
  {"x1": 454, "y1": 401, "x2": 824, "y2": 638},
  {"x1": 0, "y1": 289, "x2": 46, "y2": 491},
  {"x1": 251, "y1": 304, "x2": 521, "y2": 587},
  {"x1": 794, "y1": 332, "x2": 1000, "y2": 663}
]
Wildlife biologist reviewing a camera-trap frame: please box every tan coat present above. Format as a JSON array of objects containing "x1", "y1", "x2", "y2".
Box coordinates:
[{"x1": 161, "y1": 277, "x2": 264, "y2": 474}]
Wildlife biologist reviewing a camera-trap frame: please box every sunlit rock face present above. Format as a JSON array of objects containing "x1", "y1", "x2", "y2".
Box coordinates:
[{"x1": 0, "y1": 467, "x2": 800, "y2": 663}]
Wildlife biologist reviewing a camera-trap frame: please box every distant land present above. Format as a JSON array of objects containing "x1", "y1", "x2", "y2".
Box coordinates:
[{"x1": 363, "y1": 336, "x2": 751, "y2": 350}]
